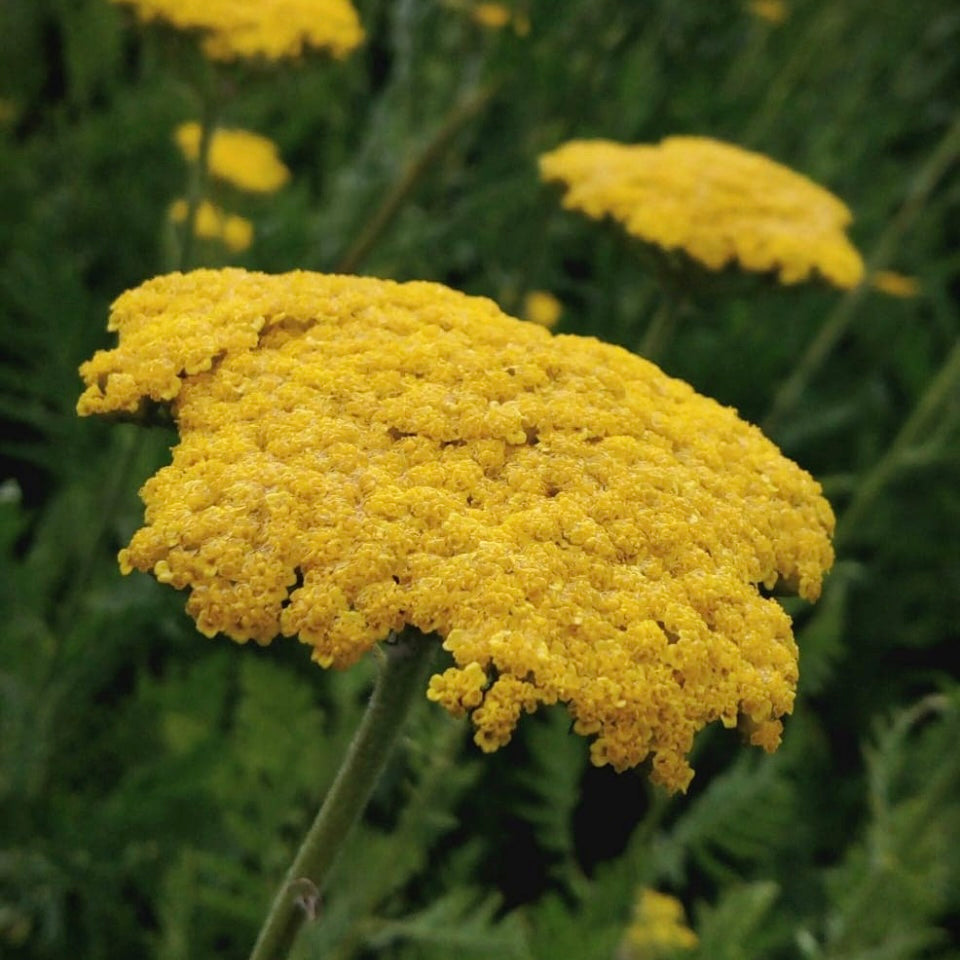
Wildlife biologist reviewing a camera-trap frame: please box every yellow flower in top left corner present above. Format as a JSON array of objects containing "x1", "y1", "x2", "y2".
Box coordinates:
[{"x1": 109, "y1": 0, "x2": 364, "y2": 62}]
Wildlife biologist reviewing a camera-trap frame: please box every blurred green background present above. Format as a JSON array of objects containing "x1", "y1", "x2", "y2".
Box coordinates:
[{"x1": 1, "y1": 1, "x2": 958, "y2": 958}]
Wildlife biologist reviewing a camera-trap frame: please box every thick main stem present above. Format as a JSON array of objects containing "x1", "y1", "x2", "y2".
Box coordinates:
[{"x1": 248, "y1": 629, "x2": 437, "y2": 960}]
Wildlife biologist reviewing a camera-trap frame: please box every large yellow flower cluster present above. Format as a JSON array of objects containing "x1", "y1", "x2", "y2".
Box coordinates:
[
  {"x1": 539, "y1": 136, "x2": 864, "y2": 289},
  {"x1": 77, "y1": 269, "x2": 834, "y2": 791},
  {"x1": 175, "y1": 123, "x2": 291, "y2": 194},
  {"x1": 110, "y1": 0, "x2": 363, "y2": 61}
]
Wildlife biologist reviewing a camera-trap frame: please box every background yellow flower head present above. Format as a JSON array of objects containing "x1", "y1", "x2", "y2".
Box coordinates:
[
  {"x1": 110, "y1": 0, "x2": 364, "y2": 61},
  {"x1": 78, "y1": 269, "x2": 834, "y2": 792},
  {"x1": 168, "y1": 199, "x2": 253, "y2": 252},
  {"x1": 522, "y1": 290, "x2": 563, "y2": 328},
  {"x1": 619, "y1": 889, "x2": 698, "y2": 959},
  {"x1": 175, "y1": 123, "x2": 291, "y2": 194},
  {"x1": 539, "y1": 136, "x2": 864, "y2": 289}
]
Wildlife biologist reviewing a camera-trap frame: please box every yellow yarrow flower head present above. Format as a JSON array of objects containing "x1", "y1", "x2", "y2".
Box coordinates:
[
  {"x1": 539, "y1": 136, "x2": 864, "y2": 290},
  {"x1": 175, "y1": 123, "x2": 291, "y2": 194},
  {"x1": 522, "y1": 290, "x2": 563, "y2": 329},
  {"x1": 619, "y1": 889, "x2": 698, "y2": 960},
  {"x1": 169, "y1": 199, "x2": 253, "y2": 252},
  {"x1": 77, "y1": 269, "x2": 834, "y2": 792},
  {"x1": 109, "y1": 0, "x2": 363, "y2": 61}
]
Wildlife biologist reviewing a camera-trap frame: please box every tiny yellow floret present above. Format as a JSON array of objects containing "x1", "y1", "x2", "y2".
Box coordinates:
[
  {"x1": 872, "y1": 270, "x2": 919, "y2": 299},
  {"x1": 539, "y1": 136, "x2": 864, "y2": 290},
  {"x1": 748, "y1": 0, "x2": 789, "y2": 25},
  {"x1": 471, "y1": 3, "x2": 511, "y2": 28},
  {"x1": 522, "y1": 290, "x2": 563, "y2": 329},
  {"x1": 109, "y1": 0, "x2": 364, "y2": 61},
  {"x1": 619, "y1": 889, "x2": 698, "y2": 959},
  {"x1": 77, "y1": 269, "x2": 835, "y2": 791},
  {"x1": 169, "y1": 199, "x2": 253, "y2": 252},
  {"x1": 175, "y1": 123, "x2": 291, "y2": 194}
]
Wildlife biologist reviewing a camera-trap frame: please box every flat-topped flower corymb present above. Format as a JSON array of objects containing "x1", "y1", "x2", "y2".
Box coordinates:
[{"x1": 78, "y1": 269, "x2": 834, "y2": 791}]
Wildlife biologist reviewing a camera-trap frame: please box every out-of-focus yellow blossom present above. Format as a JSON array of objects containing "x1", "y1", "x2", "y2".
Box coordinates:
[
  {"x1": 447, "y1": 0, "x2": 528, "y2": 35},
  {"x1": 77, "y1": 269, "x2": 834, "y2": 792},
  {"x1": 872, "y1": 270, "x2": 919, "y2": 298},
  {"x1": 619, "y1": 889, "x2": 698, "y2": 959},
  {"x1": 748, "y1": 0, "x2": 789, "y2": 25},
  {"x1": 522, "y1": 290, "x2": 563, "y2": 328},
  {"x1": 0, "y1": 99, "x2": 17, "y2": 126},
  {"x1": 169, "y1": 199, "x2": 253, "y2": 252},
  {"x1": 539, "y1": 136, "x2": 864, "y2": 290},
  {"x1": 109, "y1": 0, "x2": 363, "y2": 61},
  {"x1": 175, "y1": 123, "x2": 291, "y2": 194},
  {"x1": 471, "y1": 3, "x2": 511, "y2": 28}
]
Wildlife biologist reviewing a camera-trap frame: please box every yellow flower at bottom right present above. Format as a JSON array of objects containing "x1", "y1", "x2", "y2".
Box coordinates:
[{"x1": 619, "y1": 889, "x2": 698, "y2": 960}]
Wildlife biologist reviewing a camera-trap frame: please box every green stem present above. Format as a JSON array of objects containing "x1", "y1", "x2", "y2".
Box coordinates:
[
  {"x1": 335, "y1": 83, "x2": 498, "y2": 274},
  {"x1": 763, "y1": 111, "x2": 960, "y2": 435},
  {"x1": 328, "y1": 715, "x2": 468, "y2": 960},
  {"x1": 179, "y1": 85, "x2": 218, "y2": 272},
  {"x1": 835, "y1": 337, "x2": 960, "y2": 547},
  {"x1": 742, "y1": 6, "x2": 850, "y2": 147},
  {"x1": 639, "y1": 289, "x2": 680, "y2": 361},
  {"x1": 247, "y1": 628, "x2": 438, "y2": 960}
]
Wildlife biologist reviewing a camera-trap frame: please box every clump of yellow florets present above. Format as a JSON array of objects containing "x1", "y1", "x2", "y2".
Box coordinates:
[
  {"x1": 77, "y1": 269, "x2": 834, "y2": 791},
  {"x1": 169, "y1": 199, "x2": 254, "y2": 252},
  {"x1": 539, "y1": 136, "x2": 864, "y2": 290},
  {"x1": 109, "y1": 0, "x2": 364, "y2": 61},
  {"x1": 618, "y1": 889, "x2": 698, "y2": 960},
  {"x1": 175, "y1": 123, "x2": 291, "y2": 194}
]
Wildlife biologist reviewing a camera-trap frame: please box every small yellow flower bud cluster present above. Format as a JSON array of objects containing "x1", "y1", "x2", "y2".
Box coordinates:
[
  {"x1": 169, "y1": 199, "x2": 254, "y2": 252},
  {"x1": 539, "y1": 136, "x2": 864, "y2": 290},
  {"x1": 175, "y1": 123, "x2": 291, "y2": 195},
  {"x1": 469, "y1": 3, "x2": 529, "y2": 34},
  {"x1": 871, "y1": 270, "x2": 920, "y2": 298},
  {"x1": 171, "y1": 124, "x2": 289, "y2": 254},
  {"x1": 109, "y1": 0, "x2": 364, "y2": 61},
  {"x1": 748, "y1": 0, "x2": 789, "y2": 26},
  {"x1": 522, "y1": 290, "x2": 563, "y2": 329},
  {"x1": 618, "y1": 889, "x2": 698, "y2": 959},
  {"x1": 77, "y1": 269, "x2": 834, "y2": 791}
]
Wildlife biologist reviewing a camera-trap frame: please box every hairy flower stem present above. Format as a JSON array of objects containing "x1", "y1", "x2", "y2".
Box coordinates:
[
  {"x1": 763, "y1": 112, "x2": 960, "y2": 435},
  {"x1": 248, "y1": 629, "x2": 438, "y2": 960},
  {"x1": 335, "y1": 83, "x2": 498, "y2": 274},
  {"x1": 835, "y1": 337, "x2": 960, "y2": 547}
]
